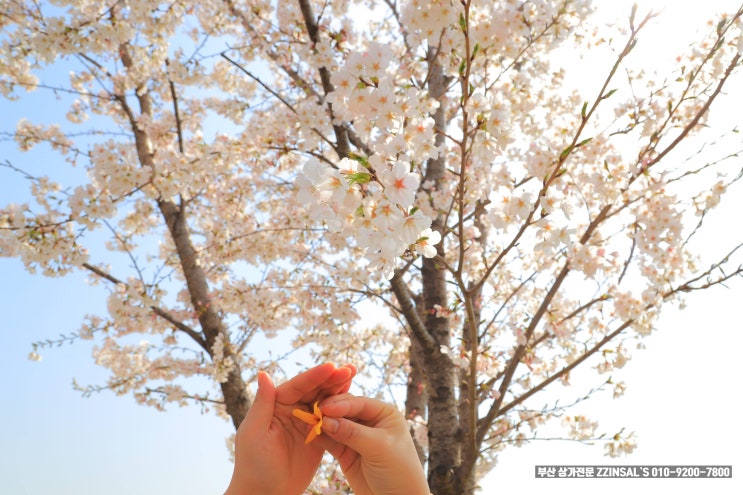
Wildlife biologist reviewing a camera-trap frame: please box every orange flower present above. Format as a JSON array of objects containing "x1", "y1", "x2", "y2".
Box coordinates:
[{"x1": 292, "y1": 400, "x2": 324, "y2": 444}]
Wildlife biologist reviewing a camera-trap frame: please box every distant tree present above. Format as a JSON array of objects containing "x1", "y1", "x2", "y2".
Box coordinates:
[{"x1": 2, "y1": 1, "x2": 742, "y2": 493}]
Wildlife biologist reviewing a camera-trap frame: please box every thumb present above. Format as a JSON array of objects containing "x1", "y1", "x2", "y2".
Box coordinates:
[
  {"x1": 321, "y1": 416, "x2": 377, "y2": 456},
  {"x1": 244, "y1": 371, "x2": 276, "y2": 428}
]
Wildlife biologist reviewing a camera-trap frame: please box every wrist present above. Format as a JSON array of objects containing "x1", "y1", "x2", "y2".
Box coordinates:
[{"x1": 224, "y1": 477, "x2": 283, "y2": 495}]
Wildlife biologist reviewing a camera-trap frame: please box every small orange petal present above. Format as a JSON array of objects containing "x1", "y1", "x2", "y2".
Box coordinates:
[
  {"x1": 292, "y1": 408, "x2": 317, "y2": 425},
  {"x1": 304, "y1": 427, "x2": 319, "y2": 444}
]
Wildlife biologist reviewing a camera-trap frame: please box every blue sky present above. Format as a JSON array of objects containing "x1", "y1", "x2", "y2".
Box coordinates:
[
  {"x1": 1, "y1": 1, "x2": 742, "y2": 494},
  {"x1": 0, "y1": 259, "x2": 234, "y2": 494}
]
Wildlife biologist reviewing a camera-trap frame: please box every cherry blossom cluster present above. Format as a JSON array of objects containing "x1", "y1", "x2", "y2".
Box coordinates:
[
  {"x1": 563, "y1": 414, "x2": 599, "y2": 441},
  {"x1": 297, "y1": 156, "x2": 440, "y2": 277},
  {"x1": 604, "y1": 430, "x2": 637, "y2": 458},
  {"x1": 326, "y1": 43, "x2": 441, "y2": 159}
]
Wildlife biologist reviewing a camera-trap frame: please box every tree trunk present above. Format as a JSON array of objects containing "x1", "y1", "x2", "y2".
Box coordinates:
[
  {"x1": 456, "y1": 284, "x2": 483, "y2": 493},
  {"x1": 421, "y1": 48, "x2": 464, "y2": 495},
  {"x1": 406, "y1": 336, "x2": 429, "y2": 465},
  {"x1": 158, "y1": 199, "x2": 251, "y2": 429}
]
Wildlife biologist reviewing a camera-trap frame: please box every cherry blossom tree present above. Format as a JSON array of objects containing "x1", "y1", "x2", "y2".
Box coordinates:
[{"x1": 2, "y1": 0, "x2": 743, "y2": 493}]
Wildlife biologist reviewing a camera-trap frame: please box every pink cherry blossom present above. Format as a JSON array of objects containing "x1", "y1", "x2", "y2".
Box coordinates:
[
  {"x1": 379, "y1": 162, "x2": 420, "y2": 208},
  {"x1": 415, "y1": 228, "x2": 441, "y2": 258}
]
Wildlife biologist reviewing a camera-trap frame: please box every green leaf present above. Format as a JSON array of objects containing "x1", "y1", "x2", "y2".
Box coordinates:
[
  {"x1": 575, "y1": 137, "x2": 593, "y2": 148},
  {"x1": 581, "y1": 101, "x2": 588, "y2": 119},
  {"x1": 601, "y1": 89, "x2": 618, "y2": 100},
  {"x1": 717, "y1": 18, "x2": 727, "y2": 36},
  {"x1": 346, "y1": 172, "x2": 372, "y2": 185},
  {"x1": 347, "y1": 152, "x2": 369, "y2": 167},
  {"x1": 471, "y1": 43, "x2": 480, "y2": 60},
  {"x1": 559, "y1": 145, "x2": 574, "y2": 160}
]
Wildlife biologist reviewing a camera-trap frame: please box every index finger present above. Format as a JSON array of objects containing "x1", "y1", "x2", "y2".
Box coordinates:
[
  {"x1": 320, "y1": 393, "x2": 395, "y2": 423},
  {"x1": 275, "y1": 363, "x2": 336, "y2": 404},
  {"x1": 321, "y1": 363, "x2": 357, "y2": 396}
]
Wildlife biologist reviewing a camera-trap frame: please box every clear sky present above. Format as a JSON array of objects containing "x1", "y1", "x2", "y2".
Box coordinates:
[{"x1": 1, "y1": 1, "x2": 742, "y2": 494}]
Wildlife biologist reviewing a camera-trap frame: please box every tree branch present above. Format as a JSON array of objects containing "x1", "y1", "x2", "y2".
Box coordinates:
[
  {"x1": 390, "y1": 271, "x2": 437, "y2": 351},
  {"x1": 82, "y1": 262, "x2": 208, "y2": 349},
  {"x1": 295, "y1": 0, "x2": 352, "y2": 158}
]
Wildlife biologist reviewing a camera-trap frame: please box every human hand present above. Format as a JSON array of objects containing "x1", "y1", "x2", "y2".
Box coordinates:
[
  {"x1": 224, "y1": 363, "x2": 356, "y2": 495},
  {"x1": 318, "y1": 394, "x2": 430, "y2": 495}
]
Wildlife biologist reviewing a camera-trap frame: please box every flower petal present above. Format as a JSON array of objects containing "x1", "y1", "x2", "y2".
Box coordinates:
[
  {"x1": 304, "y1": 427, "x2": 319, "y2": 444},
  {"x1": 292, "y1": 408, "x2": 317, "y2": 425}
]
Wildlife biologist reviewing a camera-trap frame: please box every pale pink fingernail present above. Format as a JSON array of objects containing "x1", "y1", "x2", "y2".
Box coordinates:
[{"x1": 323, "y1": 417, "x2": 339, "y2": 434}]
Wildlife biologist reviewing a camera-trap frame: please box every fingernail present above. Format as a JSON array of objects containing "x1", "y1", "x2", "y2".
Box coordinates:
[
  {"x1": 320, "y1": 397, "x2": 349, "y2": 411},
  {"x1": 323, "y1": 417, "x2": 339, "y2": 434},
  {"x1": 256, "y1": 371, "x2": 270, "y2": 390},
  {"x1": 320, "y1": 396, "x2": 341, "y2": 406}
]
